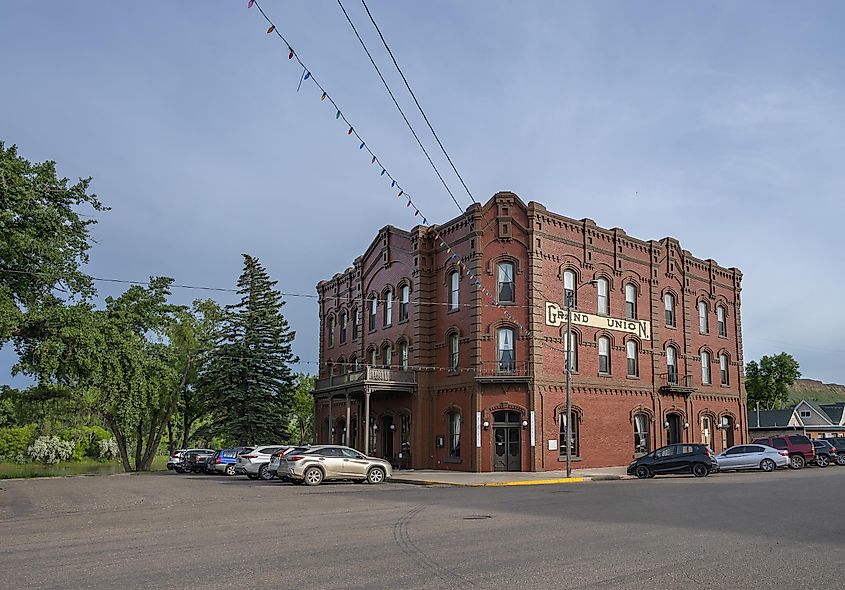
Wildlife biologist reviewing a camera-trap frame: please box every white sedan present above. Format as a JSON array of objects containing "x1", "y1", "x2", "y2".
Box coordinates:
[{"x1": 715, "y1": 444, "x2": 789, "y2": 472}]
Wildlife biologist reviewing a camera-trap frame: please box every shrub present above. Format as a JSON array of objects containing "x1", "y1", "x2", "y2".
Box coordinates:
[
  {"x1": 0, "y1": 424, "x2": 38, "y2": 462},
  {"x1": 26, "y1": 436, "x2": 76, "y2": 464},
  {"x1": 98, "y1": 438, "x2": 119, "y2": 460}
]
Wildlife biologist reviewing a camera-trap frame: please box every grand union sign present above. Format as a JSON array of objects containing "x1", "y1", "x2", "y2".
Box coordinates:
[{"x1": 545, "y1": 302, "x2": 652, "y2": 340}]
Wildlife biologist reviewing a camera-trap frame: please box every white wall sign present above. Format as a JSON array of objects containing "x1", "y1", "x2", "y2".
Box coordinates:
[
  {"x1": 476, "y1": 411, "x2": 482, "y2": 448},
  {"x1": 545, "y1": 302, "x2": 652, "y2": 340},
  {"x1": 530, "y1": 411, "x2": 536, "y2": 447},
  {"x1": 548, "y1": 439, "x2": 558, "y2": 451}
]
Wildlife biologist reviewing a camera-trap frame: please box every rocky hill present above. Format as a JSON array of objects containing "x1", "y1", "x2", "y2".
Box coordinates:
[{"x1": 788, "y1": 379, "x2": 845, "y2": 404}]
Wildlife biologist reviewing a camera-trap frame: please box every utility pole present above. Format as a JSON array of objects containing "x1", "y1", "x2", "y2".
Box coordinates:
[{"x1": 566, "y1": 280, "x2": 597, "y2": 478}]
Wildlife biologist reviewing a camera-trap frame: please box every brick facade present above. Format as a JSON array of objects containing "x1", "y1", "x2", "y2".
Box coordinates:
[{"x1": 313, "y1": 192, "x2": 747, "y2": 471}]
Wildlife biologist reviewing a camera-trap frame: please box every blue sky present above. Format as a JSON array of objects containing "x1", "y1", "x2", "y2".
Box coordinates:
[{"x1": 2, "y1": 1, "x2": 844, "y2": 384}]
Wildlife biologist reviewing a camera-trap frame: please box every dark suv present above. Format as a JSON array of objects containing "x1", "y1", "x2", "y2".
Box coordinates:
[
  {"x1": 827, "y1": 438, "x2": 845, "y2": 466},
  {"x1": 752, "y1": 435, "x2": 815, "y2": 469},
  {"x1": 812, "y1": 440, "x2": 836, "y2": 468},
  {"x1": 627, "y1": 443, "x2": 717, "y2": 479}
]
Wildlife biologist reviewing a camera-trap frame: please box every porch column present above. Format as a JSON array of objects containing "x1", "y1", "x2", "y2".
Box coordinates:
[
  {"x1": 312, "y1": 395, "x2": 317, "y2": 445},
  {"x1": 327, "y1": 395, "x2": 333, "y2": 444},
  {"x1": 345, "y1": 394, "x2": 351, "y2": 447},
  {"x1": 363, "y1": 390, "x2": 371, "y2": 455}
]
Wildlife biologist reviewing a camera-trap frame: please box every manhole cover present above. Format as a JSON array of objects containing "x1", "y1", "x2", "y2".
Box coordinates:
[{"x1": 463, "y1": 515, "x2": 493, "y2": 520}]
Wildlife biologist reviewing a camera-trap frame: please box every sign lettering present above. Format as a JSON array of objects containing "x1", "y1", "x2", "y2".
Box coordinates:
[{"x1": 545, "y1": 302, "x2": 652, "y2": 340}]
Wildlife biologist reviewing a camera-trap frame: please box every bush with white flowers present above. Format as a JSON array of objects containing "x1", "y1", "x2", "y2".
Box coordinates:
[
  {"x1": 98, "y1": 438, "x2": 119, "y2": 460},
  {"x1": 26, "y1": 436, "x2": 76, "y2": 464}
]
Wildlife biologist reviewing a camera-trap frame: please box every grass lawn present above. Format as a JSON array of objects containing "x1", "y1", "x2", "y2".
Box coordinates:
[{"x1": 0, "y1": 455, "x2": 169, "y2": 479}]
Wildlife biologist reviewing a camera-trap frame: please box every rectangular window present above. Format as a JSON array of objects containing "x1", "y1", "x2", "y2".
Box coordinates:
[
  {"x1": 699, "y1": 301, "x2": 709, "y2": 334},
  {"x1": 625, "y1": 284, "x2": 637, "y2": 320},
  {"x1": 400, "y1": 285, "x2": 410, "y2": 322},
  {"x1": 564, "y1": 270, "x2": 576, "y2": 308},
  {"x1": 564, "y1": 331, "x2": 577, "y2": 372},
  {"x1": 701, "y1": 351, "x2": 711, "y2": 384},
  {"x1": 719, "y1": 354, "x2": 729, "y2": 385},
  {"x1": 667, "y1": 347, "x2": 677, "y2": 384},
  {"x1": 664, "y1": 293, "x2": 675, "y2": 327},
  {"x1": 448, "y1": 413, "x2": 461, "y2": 459},
  {"x1": 369, "y1": 348, "x2": 377, "y2": 367},
  {"x1": 598, "y1": 337, "x2": 610, "y2": 374},
  {"x1": 369, "y1": 298, "x2": 377, "y2": 331},
  {"x1": 597, "y1": 279, "x2": 609, "y2": 315},
  {"x1": 497, "y1": 328, "x2": 515, "y2": 372},
  {"x1": 339, "y1": 313, "x2": 347, "y2": 344},
  {"x1": 327, "y1": 317, "x2": 334, "y2": 347},
  {"x1": 626, "y1": 340, "x2": 638, "y2": 377},
  {"x1": 400, "y1": 342, "x2": 409, "y2": 370},
  {"x1": 559, "y1": 414, "x2": 580, "y2": 457},
  {"x1": 717, "y1": 306, "x2": 727, "y2": 337},
  {"x1": 497, "y1": 262, "x2": 515, "y2": 304},
  {"x1": 352, "y1": 308, "x2": 360, "y2": 340},
  {"x1": 384, "y1": 290, "x2": 393, "y2": 326},
  {"x1": 384, "y1": 346, "x2": 392, "y2": 368},
  {"x1": 450, "y1": 333, "x2": 459, "y2": 371},
  {"x1": 449, "y1": 271, "x2": 459, "y2": 311},
  {"x1": 634, "y1": 414, "x2": 650, "y2": 454}
]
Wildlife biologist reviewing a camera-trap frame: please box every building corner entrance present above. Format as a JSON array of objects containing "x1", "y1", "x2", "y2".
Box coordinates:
[{"x1": 492, "y1": 410, "x2": 521, "y2": 471}]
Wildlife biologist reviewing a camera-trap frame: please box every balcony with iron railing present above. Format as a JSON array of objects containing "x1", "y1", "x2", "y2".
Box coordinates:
[
  {"x1": 657, "y1": 372, "x2": 696, "y2": 394},
  {"x1": 475, "y1": 361, "x2": 533, "y2": 383},
  {"x1": 315, "y1": 366, "x2": 416, "y2": 392}
]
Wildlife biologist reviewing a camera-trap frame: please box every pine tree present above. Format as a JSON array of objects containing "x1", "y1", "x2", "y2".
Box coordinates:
[{"x1": 201, "y1": 254, "x2": 298, "y2": 445}]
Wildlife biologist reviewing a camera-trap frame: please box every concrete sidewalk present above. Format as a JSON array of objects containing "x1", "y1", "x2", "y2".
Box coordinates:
[{"x1": 389, "y1": 466, "x2": 632, "y2": 486}]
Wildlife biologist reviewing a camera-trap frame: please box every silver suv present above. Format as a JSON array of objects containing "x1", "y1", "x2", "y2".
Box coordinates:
[
  {"x1": 234, "y1": 445, "x2": 286, "y2": 480},
  {"x1": 278, "y1": 445, "x2": 392, "y2": 486}
]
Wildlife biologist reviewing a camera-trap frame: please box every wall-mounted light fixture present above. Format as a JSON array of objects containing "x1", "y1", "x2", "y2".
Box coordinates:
[
  {"x1": 683, "y1": 422, "x2": 689, "y2": 429},
  {"x1": 389, "y1": 424, "x2": 396, "y2": 431},
  {"x1": 521, "y1": 420, "x2": 529, "y2": 428},
  {"x1": 482, "y1": 420, "x2": 490, "y2": 430},
  {"x1": 663, "y1": 421, "x2": 670, "y2": 428}
]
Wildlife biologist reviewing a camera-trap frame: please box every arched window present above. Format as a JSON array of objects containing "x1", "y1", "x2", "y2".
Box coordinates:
[
  {"x1": 700, "y1": 415, "x2": 714, "y2": 451},
  {"x1": 719, "y1": 353, "x2": 729, "y2": 385},
  {"x1": 350, "y1": 355, "x2": 359, "y2": 372},
  {"x1": 559, "y1": 411, "x2": 580, "y2": 458},
  {"x1": 368, "y1": 348, "x2": 377, "y2": 367},
  {"x1": 563, "y1": 269, "x2": 577, "y2": 307},
  {"x1": 383, "y1": 289, "x2": 393, "y2": 326},
  {"x1": 326, "y1": 360, "x2": 334, "y2": 376},
  {"x1": 449, "y1": 333, "x2": 459, "y2": 371},
  {"x1": 701, "y1": 350, "x2": 711, "y2": 384},
  {"x1": 497, "y1": 262, "x2": 515, "y2": 304},
  {"x1": 564, "y1": 331, "x2": 578, "y2": 372},
  {"x1": 597, "y1": 278, "x2": 609, "y2": 315},
  {"x1": 598, "y1": 336, "x2": 611, "y2": 374},
  {"x1": 698, "y1": 300, "x2": 709, "y2": 334},
  {"x1": 633, "y1": 413, "x2": 650, "y2": 453},
  {"x1": 337, "y1": 357, "x2": 346, "y2": 373},
  {"x1": 352, "y1": 306, "x2": 360, "y2": 340},
  {"x1": 399, "y1": 340, "x2": 409, "y2": 370},
  {"x1": 497, "y1": 327, "x2": 515, "y2": 372},
  {"x1": 339, "y1": 311, "x2": 348, "y2": 344},
  {"x1": 327, "y1": 315, "x2": 335, "y2": 347},
  {"x1": 383, "y1": 344, "x2": 393, "y2": 368},
  {"x1": 448, "y1": 412, "x2": 461, "y2": 459},
  {"x1": 449, "y1": 271, "x2": 459, "y2": 311},
  {"x1": 369, "y1": 296, "x2": 377, "y2": 331},
  {"x1": 666, "y1": 346, "x2": 678, "y2": 384},
  {"x1": 664, "y1": 292, "x2": 676, "y2": 327},
  {"x1": 626, "y1": 340, "x2": 639, "y2": 377},
  {"x1": 399, "y1": 284, "x2": 410, "y2": 322},
  {"x1": 625, "y1": 283, "x2": 637, "y2": 320},
  {"x1": 717, "y1": 305, "x2": 727, "y2": 337}
]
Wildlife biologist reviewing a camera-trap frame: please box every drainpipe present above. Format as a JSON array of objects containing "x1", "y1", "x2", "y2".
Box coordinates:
[{"x1": 756, "y1": 402, "x2": 760, "y2": 428}]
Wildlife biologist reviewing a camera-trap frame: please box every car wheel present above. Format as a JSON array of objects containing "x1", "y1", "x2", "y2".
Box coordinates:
[
  {"x1": 789, "y1": 454, "x2": 805, "y2": 469},
  {"x1": 816, "y1": 454, "x2": 830, "y2": 468},
  {"x1": 367, "y1": 467, "x2": 386, "y2": 484},
  {"x1": 303, "y1": 467, "x2": 323, "y2": 486},
  {"x1": 692, "y1": 463, "x2": 708, "y2": 478},
  {"x1": 837, "y1": 453, "x2": 845, "y2": 466},
  {"x1": 258, "y1": 465, "x2": 274, "y2": 480},
  {"x1": 225, "y1": 465, "x2": 236, "y2": 476},
  {"x1": 634, "y1": 465, "x2": 651, "y2": 479},
  {"x1": 760, "y1": 459, "x2": 776, "y2": 472}
]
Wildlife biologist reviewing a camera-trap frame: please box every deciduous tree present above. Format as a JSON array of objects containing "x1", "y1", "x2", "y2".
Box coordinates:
[{"x1": 745, "y1": 353, "x2": 801, "y2": 410}]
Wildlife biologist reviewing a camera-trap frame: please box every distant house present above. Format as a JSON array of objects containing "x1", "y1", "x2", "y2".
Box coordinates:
[{"x1": 748, "y1": 400, "x2": 845, "y2": 439}]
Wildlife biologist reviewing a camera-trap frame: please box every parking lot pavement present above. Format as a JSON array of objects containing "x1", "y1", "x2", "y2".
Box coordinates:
[{"x1": 2, "y1": 467, "x2": 844, "y2": 589}]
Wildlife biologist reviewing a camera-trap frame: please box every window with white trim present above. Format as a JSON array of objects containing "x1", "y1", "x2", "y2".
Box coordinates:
[
  {"x1": 717, "y1": 305, "x2": 727, "y2": 337},
  {"x1": 664, "y1": 293, "x2": 676, "y2": 327},
  {"x1": 448, "y1": 412, "x2": 461, "y2": 459},
  {"x1": 369, "y1": 297, "x2": 377, "y2": 331},
  {"x1": 497, "y1": 327, "x2": 515, "y2": 372},
  {"x1": 626, "y1": 340, "x2": 639, "y2": 377},
  {"x1": 699, "y1": 300, "x2": 709, "y2": 334},
  {"x1": 497, "y1": 262, "x2": 515, "y2": 304},
  {"x1": 701, "y1": 350, "x2": 711, "y2": 385},
  {"x1": 625, "y1": 284, "x2": 637, "y2": 320},
  {"x1": 598, "y1": 336, "x2": 611, "y2": 374},
  {"x1": 449, "y1": 271, "x2": 459, "y2": 311},
  {"x1": 400, "y1": 341, "x2": 409, "y2": 370},
  {"x1": 719, "y1": 353, "x2": 729, "y2": 385},
  {"x1": 564, "y1": 331, "x2": 578, "y2": 372},
  {"x1": 667, "y1": 346, "x2": 678, "y2": 384},
  {"x1": 399, "y1": 284, "x2": 410, "y2": 322},
  {"x1": 449, "y1": 333, "x2": 459, "y2": 371},
  {"x1": 597, "y1": 278, "x2": 609, "y2": 315},
  {"x1": 564, "y1": 270, "x2": 577, "y2": 307},
  {"x1": 559, "y1": 412, "x2": 580, "y2": 457},
  {"x1": 634, "y1": 413, "x2": 650, "y2": 453},
  {"x1": 383, "y1": 345, "x2": 393, "y2": 368},
  {"x1": 339, "y1": 311, "x2": 348, "y2": 344},
  {"x1": 384, "y1": 289, "x2": 393, "y2": 326},
  {"x1": 327, "y1": 316, "x2": 335, "y2": 347}
]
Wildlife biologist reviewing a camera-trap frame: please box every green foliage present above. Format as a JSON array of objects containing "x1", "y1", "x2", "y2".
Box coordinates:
[
  {"x1": 0, "y1": 424, "x2": 37, "y2": 462},
  {"x1": 289, "y1": 373, "x2": 315, "y2": 444},
  {"x1": 0, "y1": 141, "x2": 108, "y2": 342},
  {"x1": 746, "y1": 352, "x2": 802, "y2": 410},
  {"x1": 200, "y1": 255, "x2": 298, "y2": 445}
]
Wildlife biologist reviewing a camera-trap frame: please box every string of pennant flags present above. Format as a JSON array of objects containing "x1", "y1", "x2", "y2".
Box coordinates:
[{"x1": 245, "y1": 0, "x2": 534, "y2": 338}]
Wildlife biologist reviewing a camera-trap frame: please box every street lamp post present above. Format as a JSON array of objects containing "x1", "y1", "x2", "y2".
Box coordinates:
[{"x1": 565, "y1": 280, "x2": 597, "y2": 477}]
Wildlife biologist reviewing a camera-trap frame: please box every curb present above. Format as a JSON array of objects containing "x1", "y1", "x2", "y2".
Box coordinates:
[{"x1": 391, "y1": 474, "x2": 633, "y2": 487}]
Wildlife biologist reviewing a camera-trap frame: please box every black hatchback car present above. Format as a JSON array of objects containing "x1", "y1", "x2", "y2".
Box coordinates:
[{"x1": 627, "y1": 443, "x2": 717, "y2": 479}]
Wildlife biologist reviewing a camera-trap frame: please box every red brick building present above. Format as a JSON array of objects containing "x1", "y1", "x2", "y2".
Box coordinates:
[{"x1": 312, "y1": 192, "x2": 747, "y2": 471}]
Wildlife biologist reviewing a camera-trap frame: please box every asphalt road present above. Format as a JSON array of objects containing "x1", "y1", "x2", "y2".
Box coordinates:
[{"x1": 1, "y1": 467, "x2": 843, "y2": 589}]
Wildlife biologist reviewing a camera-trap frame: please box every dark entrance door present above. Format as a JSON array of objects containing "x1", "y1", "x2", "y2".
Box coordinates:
[
  {"x1": 492, "y1": 411, "x2": 521, "y2": 472},
  {"x1": 381, "y1": 416, "x2": 394, "y2": 462},
  {"x1": 666, "y1": 413, "x2": 682, "y2": 445}
]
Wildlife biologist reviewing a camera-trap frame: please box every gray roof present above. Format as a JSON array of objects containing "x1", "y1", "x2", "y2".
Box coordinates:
[
  {"x1": 820, "y1": 403, "x2": 845, "y2": 424},
  {"x1": 748, "y1": 408, "x2": 795, "y2": 428}
]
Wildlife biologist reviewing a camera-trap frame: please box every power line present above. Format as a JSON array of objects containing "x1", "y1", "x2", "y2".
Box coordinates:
[
  {"x1": 334, "y1": 0, "x2": 466, "y2": 212},
  {"x1": 358, "y1": 0, "x2": 478, "y2": 206}
]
